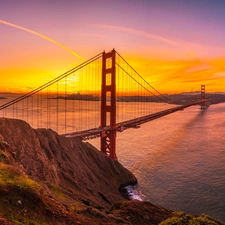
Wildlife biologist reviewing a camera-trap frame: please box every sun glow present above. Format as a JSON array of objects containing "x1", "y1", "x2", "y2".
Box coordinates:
[{"x1": 0, "y1": 19, "x2": 89, "y2": 93}]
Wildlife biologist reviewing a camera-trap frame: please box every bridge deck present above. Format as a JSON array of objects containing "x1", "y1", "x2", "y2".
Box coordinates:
[{"x1": 64, "y1": 99, "x2": 207, "y2": 140}]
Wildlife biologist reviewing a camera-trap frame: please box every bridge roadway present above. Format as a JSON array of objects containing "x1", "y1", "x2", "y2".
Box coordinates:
[{"x1": 64, "y1": 99, "x2": 207, "y2": 140}]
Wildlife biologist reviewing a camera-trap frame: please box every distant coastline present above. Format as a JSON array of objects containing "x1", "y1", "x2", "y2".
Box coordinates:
[
  {"x1": 50, "y1": 93, "x2": 100, "y2": 101},
  {"x1": 166, "y1": 92, "x2": 225, "y2": 105},
  {"x1": 0, "y1": 92, "x2": 225, "y2": 105}
]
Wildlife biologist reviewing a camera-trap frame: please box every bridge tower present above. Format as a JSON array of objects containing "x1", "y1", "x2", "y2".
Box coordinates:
[
  {"x1": 101, "y1": 49, "x2": 117, "y2": 160},
  {"x1": 200, "y1": 85, "x2": 207, "y2": 110}
]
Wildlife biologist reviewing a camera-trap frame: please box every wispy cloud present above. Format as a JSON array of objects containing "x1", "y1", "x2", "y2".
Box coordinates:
[
  {"x1": 185, "y1": 64, "x2": 214, "y2": 73},
  {"x1": 0, "y1": 19, "x2": 86, "y2": 61},
  {"x1": 213, "y1": 72, "x2": 225, "y2": 78},
  {"x1": 92, "y1": 24, "x2": 225, "y2": 59},
  {"x1": 92, "y1": 24, "x2": 183, "y2": 47}
]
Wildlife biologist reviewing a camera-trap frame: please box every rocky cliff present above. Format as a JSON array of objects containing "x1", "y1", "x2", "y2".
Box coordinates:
[{"x1": 0, "y1": 118, "x2": 137, "y2": 208}]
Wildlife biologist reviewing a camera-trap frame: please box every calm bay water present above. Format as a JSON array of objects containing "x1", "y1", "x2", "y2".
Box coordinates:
[
  {"x1": 90, "y1": 103, "x2": 225, "y2": 221},
  {"x1": 1, "y1": 94, "x2": 225, "y2": 221}
]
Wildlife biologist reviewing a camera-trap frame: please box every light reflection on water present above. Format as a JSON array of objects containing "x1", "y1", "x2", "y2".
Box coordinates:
[{"x1": 90, "y1": 103, "x2": 225, "y2": 221}]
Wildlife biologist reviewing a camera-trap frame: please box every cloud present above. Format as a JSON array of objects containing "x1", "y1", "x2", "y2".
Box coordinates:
[
  {"x1": 0, "y1": 19, "x2": 86, "y2": 61},
  {"x1": 185, "y1": 64, "x2": 214, "y2": 73},
  {"x1": 92, "y1": 24, "x2": 225, "y2": 59},
  {"x1": 92, "y1": 24, "x2": 183, "y2": 47},
  {"x1": 213, "y1": 72, "x2": 225, "y2": 78}
]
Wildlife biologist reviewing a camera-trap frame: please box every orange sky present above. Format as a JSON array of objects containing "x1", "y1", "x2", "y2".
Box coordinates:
[{"x1": 1, "y1": 1, "x2": 225, "y2": 94}]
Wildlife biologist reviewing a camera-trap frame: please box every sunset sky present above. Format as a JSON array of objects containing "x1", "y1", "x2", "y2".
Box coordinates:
[{"x1": 1, "y1": 0, "x2": 225, "y2": 94}]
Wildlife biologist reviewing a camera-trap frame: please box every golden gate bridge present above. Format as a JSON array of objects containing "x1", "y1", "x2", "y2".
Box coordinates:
[{"x1": 0, "y1": 49, "x2": 208, "y2": 160}]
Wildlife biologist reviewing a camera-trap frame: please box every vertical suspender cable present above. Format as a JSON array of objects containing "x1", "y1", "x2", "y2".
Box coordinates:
[
  {"x1": 56, "y1": 81, "x2": 59, "y2": 133},
  {"x1": 22, "y1": 99, "x2": 24, "y2": 120},
  {"x1": 40, "y1": 90, "x2": 43, "y2": 129},
  {"x1": 12, "y1": 103, "x2": 14, "y2": 119},
  {"x1": 65, "y1": 76, "x2": 67, "y2": 134},
  {"x1": 37, "y1": 92, "x2": 39, "y2": 128},
  {"x1": 49, "y1": 85, "x2": 51, "y2": 129},
  {"x1": 31, "y1": 95, "x2": 33, "y2": 127},
  {"x1": 46, "y1": 87, "x2": 49, "y2": 128},
  {"x1": 26, "y1": 98, "x2": 28, "y2": 123},
  {"x1": 72, "y1": 73, "x2": 75, "y2": 131}
]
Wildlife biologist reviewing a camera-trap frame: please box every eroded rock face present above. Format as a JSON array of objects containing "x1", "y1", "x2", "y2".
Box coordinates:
[
  {"x1": 0, "y1": 118, "x2": 60, "y2": 184},
  {"x1": 0, "y1": 118, "x2": 137, "y2": 208}
]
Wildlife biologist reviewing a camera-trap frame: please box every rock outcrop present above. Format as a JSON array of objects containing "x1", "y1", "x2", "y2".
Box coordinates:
[{"x1": 0, "y1": 118, "x2": 136, "y2": 209}]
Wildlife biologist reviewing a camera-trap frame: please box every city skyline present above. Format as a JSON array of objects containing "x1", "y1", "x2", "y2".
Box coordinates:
[{"x1": 1, "y1": 0, "x2": 225, "y2": 94}]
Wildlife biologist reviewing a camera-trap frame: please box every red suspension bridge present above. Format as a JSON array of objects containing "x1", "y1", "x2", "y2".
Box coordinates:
[{"x1": 0, "y1": 49, "x2": 208, "y2": 160}]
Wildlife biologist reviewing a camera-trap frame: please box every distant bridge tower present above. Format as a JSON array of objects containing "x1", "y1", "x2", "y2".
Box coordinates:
[
  {"x1": 200, "y1": 85, "x2": 207, "y2": 110},
  {"x1": 101, "y1": 49, "x2": 117, "y2": 160}
]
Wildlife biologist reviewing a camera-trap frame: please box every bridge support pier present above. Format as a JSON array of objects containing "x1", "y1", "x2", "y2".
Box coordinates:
[{"x1": 100, "y1": 49, "x2": 117, "y2": 160}]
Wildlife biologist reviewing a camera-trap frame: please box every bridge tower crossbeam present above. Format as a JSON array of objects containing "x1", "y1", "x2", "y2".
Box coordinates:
[{"x1": 100, "y1": 49, "x2": 117, "y2": 160}]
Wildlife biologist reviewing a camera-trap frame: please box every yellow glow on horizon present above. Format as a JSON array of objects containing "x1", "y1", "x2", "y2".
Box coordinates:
[
  {"x1": 1, "y1": 55, "x2": 225, "y2": 94},
  {"x1": 119, "y1": 53, "x2": 225, "y2": 93},
  {"x1": 1, "y1": 41, "x2": 225, "y2": 94}
]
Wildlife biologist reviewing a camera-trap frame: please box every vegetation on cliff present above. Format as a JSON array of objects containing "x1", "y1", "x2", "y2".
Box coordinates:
[
  {"x1": 159, "y1": 212, "x2": 224, "y2": 225},
  {"x1": 0, "y1": 118, "x2": 224, "y2": 224}
]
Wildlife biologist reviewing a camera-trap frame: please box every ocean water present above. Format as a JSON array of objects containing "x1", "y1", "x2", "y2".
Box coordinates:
[{"x1": 90, "y1": 103, "x2": 225, "y2": 221}]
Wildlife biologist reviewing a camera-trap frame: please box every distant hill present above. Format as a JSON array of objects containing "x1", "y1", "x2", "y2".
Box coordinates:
[{"x1": 167, "y1": 93, "x2": 225, "y2": 105}]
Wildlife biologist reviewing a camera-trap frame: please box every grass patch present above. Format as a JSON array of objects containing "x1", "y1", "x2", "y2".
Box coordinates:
[
  {"x1": 159, "y1": 212, "x2": 225, "y2": 225},
  {"x1": 0, "y1": 163, "x2": 50, "y2": 224},
  {"x1": 0, "y1": 163, "x2": 38, "y2": 189},
  {"x1": 47, "y1": 183, "x2": 66, "y2": 199}
]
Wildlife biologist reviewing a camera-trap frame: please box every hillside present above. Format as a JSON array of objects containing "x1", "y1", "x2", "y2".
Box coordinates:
[
  {"x1": 167, "y1": 93, "x2": 225, "y2": 105},
  {"x1": 0, "y1": 118, "x2": 224, "y2": 224}
]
